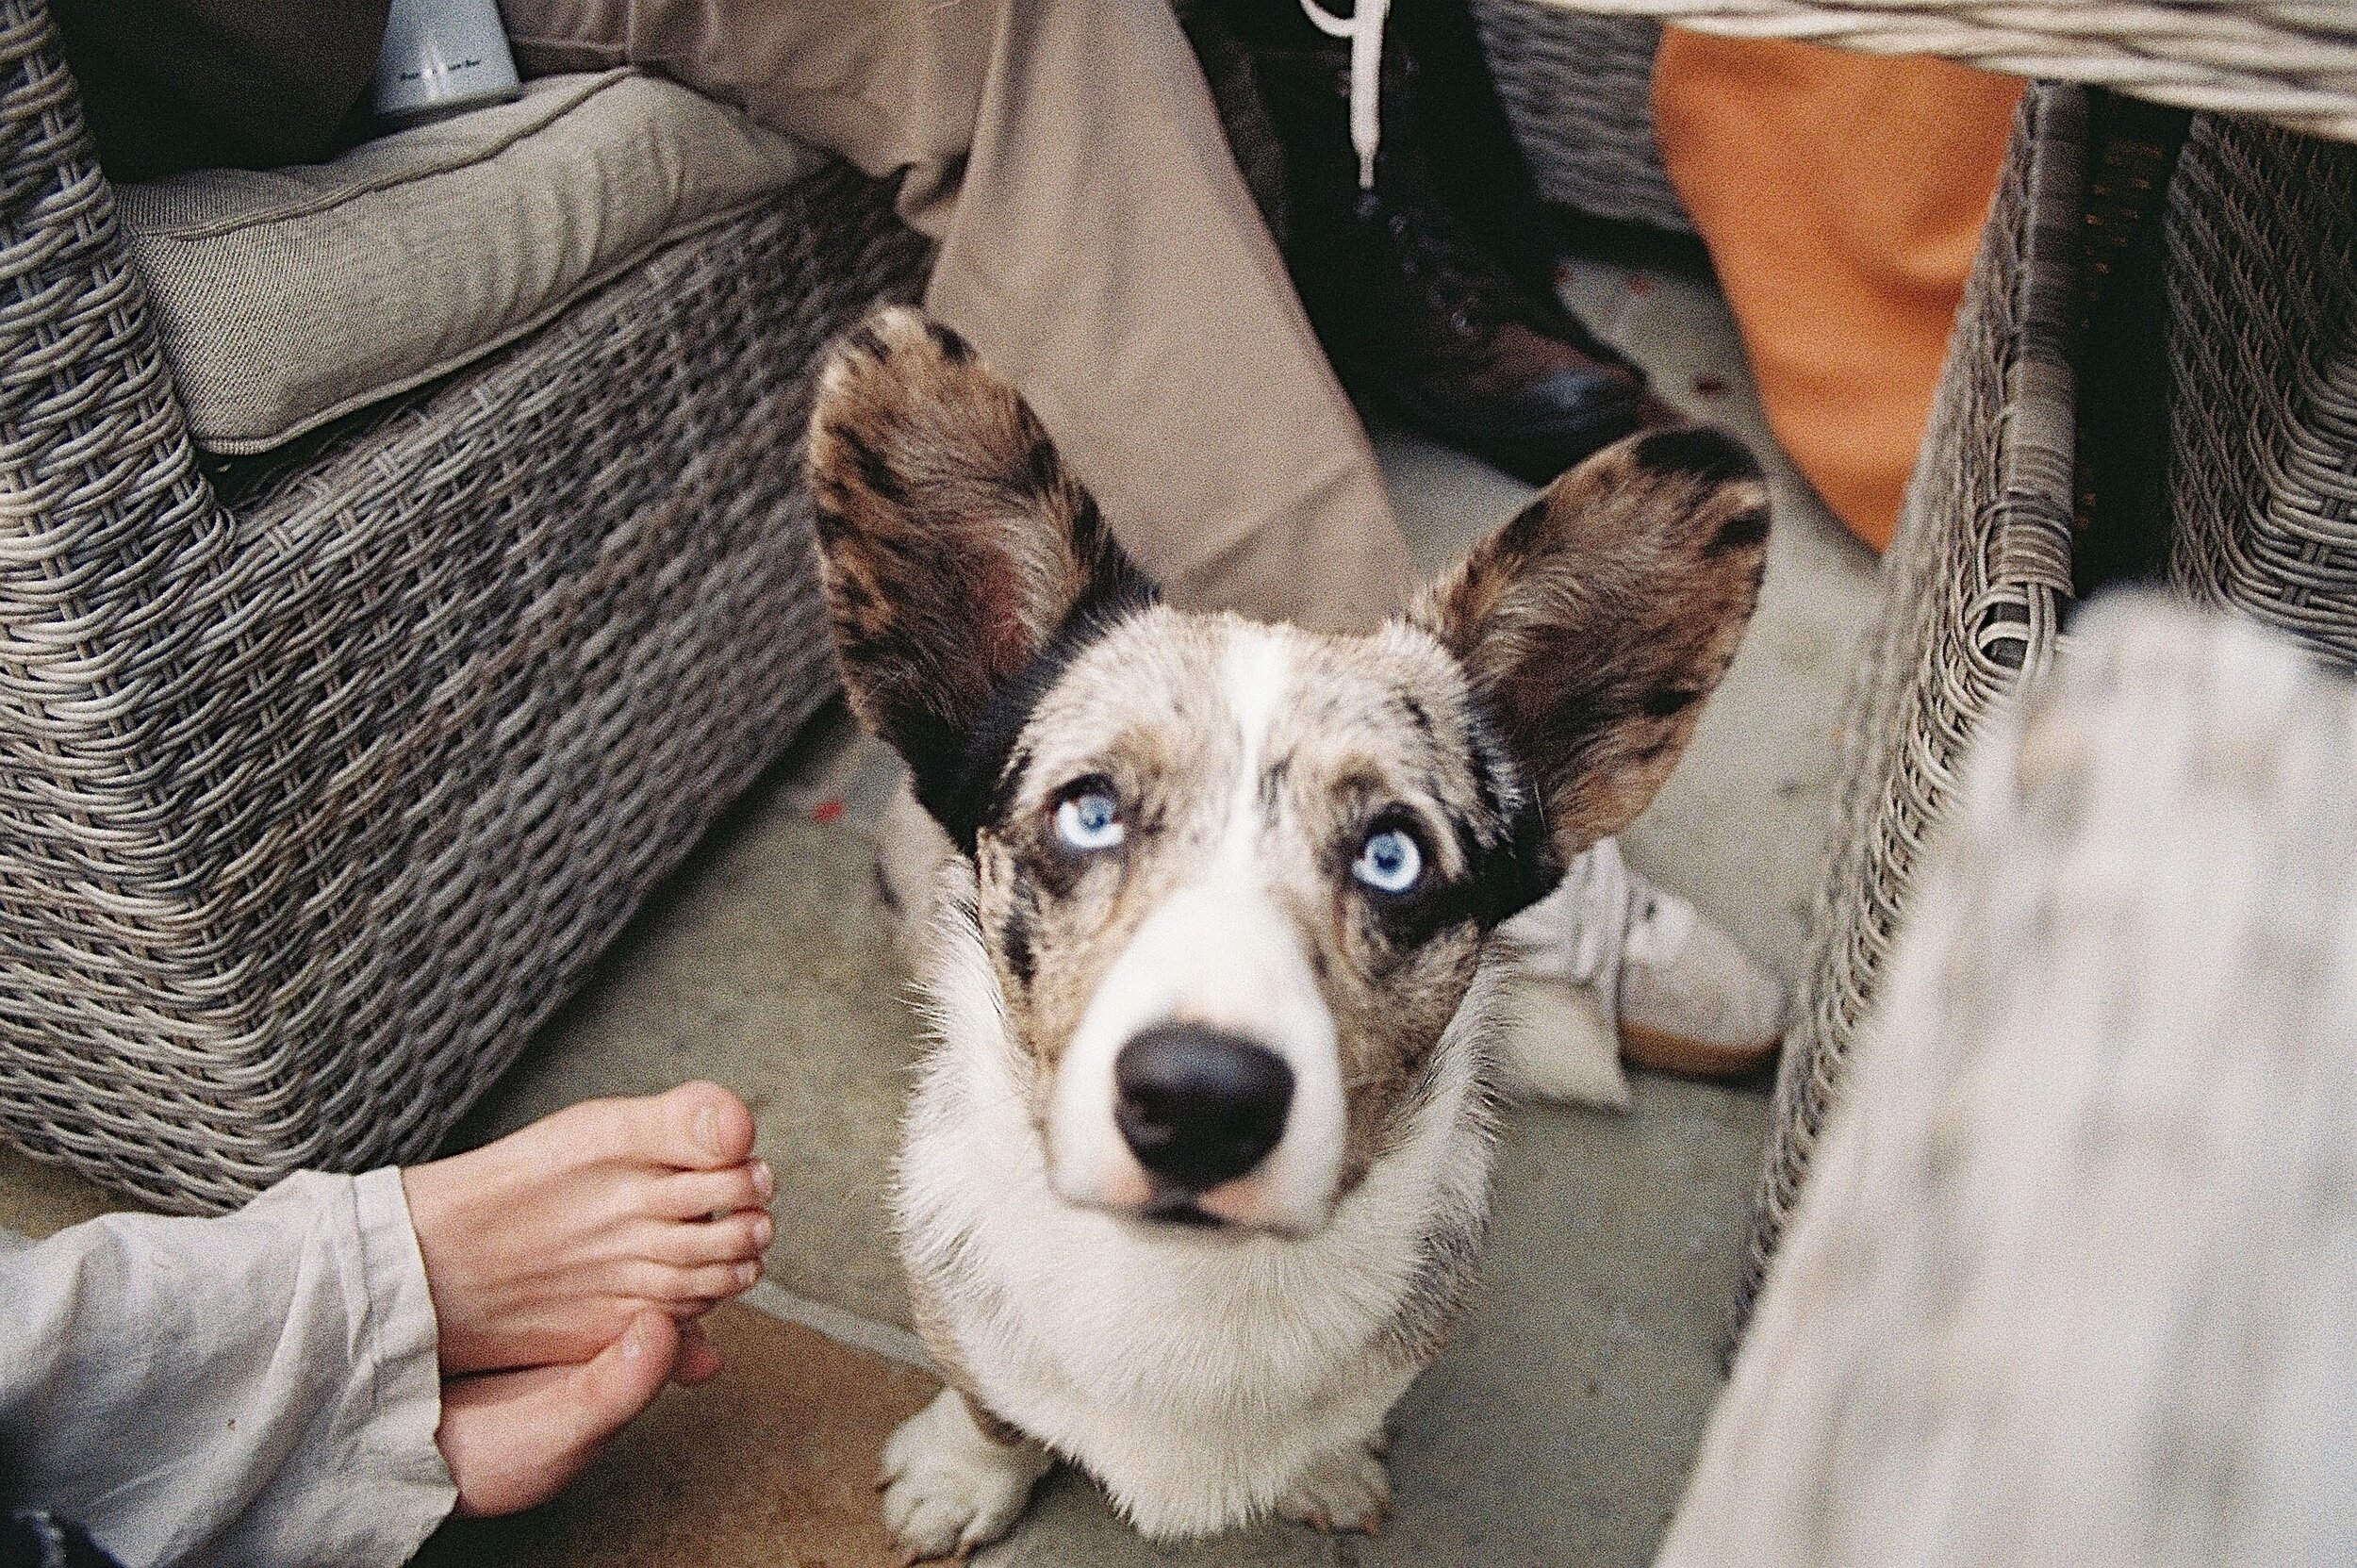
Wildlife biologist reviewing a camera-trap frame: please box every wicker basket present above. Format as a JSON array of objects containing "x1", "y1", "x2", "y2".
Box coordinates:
[
  {"x1": 1741, "y1": 83, "x2": 2083, "y2": 1308},
  {"x1": 0, "y1": 0, "x2": 930, "y2": 1212},
  {"x1": 1472, "y1": 1, "x2": 1692, "y2": 234},
  {"x1": 2166, "y1": 116, "x2": 2357, "y2": 660}
]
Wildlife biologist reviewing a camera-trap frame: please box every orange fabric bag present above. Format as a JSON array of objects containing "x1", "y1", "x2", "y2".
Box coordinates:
[{"x1": 1650, "y1": 31, "x2": 2022, "y2": 551}]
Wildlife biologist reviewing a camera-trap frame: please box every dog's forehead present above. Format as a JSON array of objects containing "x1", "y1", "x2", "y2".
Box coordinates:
[{"x1": 1014, "y1": 608, "x2": 1473, "y2": 785}]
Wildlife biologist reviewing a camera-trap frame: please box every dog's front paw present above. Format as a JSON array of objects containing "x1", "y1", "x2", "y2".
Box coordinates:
[
  {"x1": 1274, "y1": 1438, "x2": 1393, "y2": 1537},
  {"x1": 880, "y1": 1389, "x2": 1052, "y2": 1563}
]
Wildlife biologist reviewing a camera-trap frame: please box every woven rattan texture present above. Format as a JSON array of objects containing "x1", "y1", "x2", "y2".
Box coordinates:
[
  {"x1": 1472, "y1": 2, "x2": 1692, "y2": 233},
  {"x1": 0, "y1": 0, "x2": 929, "y2": 1211},
  {"x1": 1740, "y1": 85, "x2": 2083, "y2": 1312},
  {"x1": 1527, "y1": 2, "x2": 2357, "y2": 146},
  {"x1": 2165, "y1": 116, "x2": 2357, "y2": 662}
]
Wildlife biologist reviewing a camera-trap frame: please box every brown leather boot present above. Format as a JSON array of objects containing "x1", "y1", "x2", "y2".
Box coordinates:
[
  {"x1": 1179, "y1": 0, "x2": 1653, "y2": 484},
  {"x1": 1335, "y1": 173, "x2": 1647, "y2": 484}
]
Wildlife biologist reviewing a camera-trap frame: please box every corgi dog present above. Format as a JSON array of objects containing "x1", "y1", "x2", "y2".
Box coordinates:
[{"x1": 803, "y1": 308, "x2": 1769, "y2": 1560}]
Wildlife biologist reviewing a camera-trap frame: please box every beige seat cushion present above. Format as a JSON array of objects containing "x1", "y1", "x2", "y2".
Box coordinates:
[{"x1": 120, "y1": 72, "x2": 822, "y2": 456}]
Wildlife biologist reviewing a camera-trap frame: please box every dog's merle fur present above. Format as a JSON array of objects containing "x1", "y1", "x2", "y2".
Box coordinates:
[{"x1": 806, "y1": 308, "x2": 1769, "y2": 1555}]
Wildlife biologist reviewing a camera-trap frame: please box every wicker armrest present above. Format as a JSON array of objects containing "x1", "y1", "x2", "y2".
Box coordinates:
[
  {"x1": 1743, "y1": 84, "x2": 2083, "y2": 1311},
  {"x1": 1528, "y1": 1, "x2": 2357, "y2": 146},
  {"x1": 0, "y1": 0, "x2": 216, "y2": 546},
  {"x1": 0, "y1": 0, "x2": 277, "y2": 1200}
]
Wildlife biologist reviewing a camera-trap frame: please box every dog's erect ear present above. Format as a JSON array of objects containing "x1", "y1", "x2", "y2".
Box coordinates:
[
  {"x1": 808, "y1": 308, "x2": 1153, "y2": 836},
  {"x1": 1409, "y1": 425, "x2": 1770, "y2": 865}
]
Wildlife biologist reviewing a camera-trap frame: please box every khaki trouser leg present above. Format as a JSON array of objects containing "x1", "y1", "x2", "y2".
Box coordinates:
[{"x1": 500, "y1": 0, "x2": 1415, "y2": 631}]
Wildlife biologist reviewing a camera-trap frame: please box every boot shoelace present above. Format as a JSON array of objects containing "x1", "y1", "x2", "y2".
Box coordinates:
[
  {"x1": 1298, "y1": 0, "x2": 1392, "y2": 190},
  {"x1": 1379, "y1": 194, "x2": 1531, "y2": 345}
]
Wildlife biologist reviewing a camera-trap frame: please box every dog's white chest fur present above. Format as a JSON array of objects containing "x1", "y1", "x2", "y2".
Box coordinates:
[{"x1": 898, "y1": 868, "x2": 1501, "y2": 1538}]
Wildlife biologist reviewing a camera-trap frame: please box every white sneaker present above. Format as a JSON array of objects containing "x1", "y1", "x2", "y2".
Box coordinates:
[{"x1": 1497, "y1": 838, "x2": 1786, "y2": 1107}]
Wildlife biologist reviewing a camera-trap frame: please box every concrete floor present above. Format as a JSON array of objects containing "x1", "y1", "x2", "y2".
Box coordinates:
[{"x1": 0, "y1": 251, "x2": 1883, "y2": 1565}]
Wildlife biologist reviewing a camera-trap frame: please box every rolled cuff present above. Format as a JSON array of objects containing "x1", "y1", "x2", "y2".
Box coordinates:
[
  {"x1": 299, "y1": 1167, "x2": 457, "y2": 1567},
  {"x1": 179, "y1": 1169, "x2": 458, "y2": 1568}
]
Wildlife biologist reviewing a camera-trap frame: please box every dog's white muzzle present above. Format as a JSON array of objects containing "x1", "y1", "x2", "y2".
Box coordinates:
[{"x1": 1046, "y1": 883, "x2": 1344, "y2": 1234}]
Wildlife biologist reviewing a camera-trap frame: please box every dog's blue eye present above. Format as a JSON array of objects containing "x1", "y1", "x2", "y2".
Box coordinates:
[
  {"x1": 1352, "y1": 827, "x2": 1423, "y2": 894},
  {"x1": 1054, "y1": 786, "x2": 1125, "y2": 851}
]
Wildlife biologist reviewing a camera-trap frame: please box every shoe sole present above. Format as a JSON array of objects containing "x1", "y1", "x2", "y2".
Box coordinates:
[{"x1": 1620, "y1": 1019, "x2": 1781, "y2": 1080}]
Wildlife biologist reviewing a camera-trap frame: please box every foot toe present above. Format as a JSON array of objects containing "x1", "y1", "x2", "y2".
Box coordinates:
[
  {"x1": 558, "y1": 1081, "x2": 758, "y2": 1172},
  {"x1": 674, "y1": 1257, "x2": 762, "y2": 1301},
  {"x1": 438, "y1": 1311, "x2": 683, "y2": 1517},
  {"x1": 658, "y1": 1160, "x2": 773, "y2": 1218},
  {"x1": 648, "y1": 1206, "x2": 773, "y2": 1271},
  {"x1": 585, "y1": 1310, "x2": 683, "y2": 1427},
  {"x1": 672, "y1": 1322, "x2": 725, "y2": 1387},
  {"x1": 665, "y1": 1081, "x2": 758, "y2": 1167},
  {"x1": 623, "y1": 1250, "x2": 759, "y2": 1307}
]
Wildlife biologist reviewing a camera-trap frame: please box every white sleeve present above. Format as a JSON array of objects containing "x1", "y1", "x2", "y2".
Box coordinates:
[{"x1": 0, "y1": 1168, "x2": 456, "y2": 1568}]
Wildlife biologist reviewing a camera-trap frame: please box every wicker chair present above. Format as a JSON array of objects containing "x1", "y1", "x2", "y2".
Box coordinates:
[
  {"x1": 0, "y1": 0, "x2": 929, "y2": 1212},
  {"x1": 1746, "y1": 84, "x2": 2357, "y2": 1306}
]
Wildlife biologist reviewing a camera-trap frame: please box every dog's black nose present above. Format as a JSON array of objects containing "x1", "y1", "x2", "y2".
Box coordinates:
[{"x1": 1113, "y1": 1023, "x2": 1294, "y2": 1193}]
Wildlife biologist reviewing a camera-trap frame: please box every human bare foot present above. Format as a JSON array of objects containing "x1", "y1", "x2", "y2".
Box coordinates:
[
  {"x1": 437, "y1": 1310, "x2": 720, "y2": 1516},
  {"x1": 402, "y1": 1081, "x2": 774, "y2": 1375}
]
